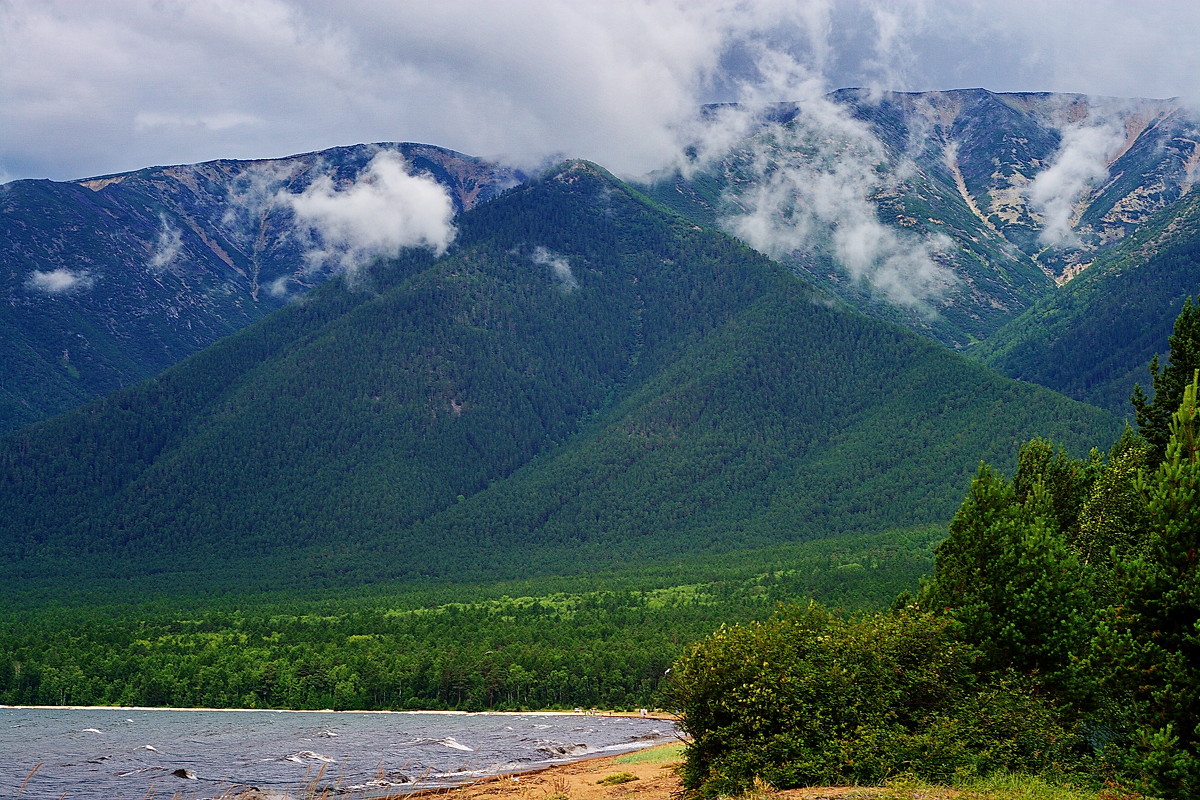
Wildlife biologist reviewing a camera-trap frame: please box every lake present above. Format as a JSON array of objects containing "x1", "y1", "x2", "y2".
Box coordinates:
[{"x1": 1, "y1": 707, "x2": 677, "y2": 799}]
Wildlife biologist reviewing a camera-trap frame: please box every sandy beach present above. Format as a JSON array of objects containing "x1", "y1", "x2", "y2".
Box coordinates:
[{"x1": 378, "y1": 745, "x2": 925, "y2": 800}]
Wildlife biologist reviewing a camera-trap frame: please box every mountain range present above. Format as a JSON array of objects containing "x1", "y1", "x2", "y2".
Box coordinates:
[
  {"x1": 2, "y1": 160, "x2": 1118, "y2": 602},
  {"x1": 3, "y1": 87, "x2": 1198, "y2": 601},
  {"x1": 4, "y1": 89, "x2": 1198, "y2": 434}
]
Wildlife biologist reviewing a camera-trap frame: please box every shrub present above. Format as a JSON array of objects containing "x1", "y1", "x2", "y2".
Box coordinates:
[{"x1": 669, "y1": 602, "x2": 1088, "y2": 797}]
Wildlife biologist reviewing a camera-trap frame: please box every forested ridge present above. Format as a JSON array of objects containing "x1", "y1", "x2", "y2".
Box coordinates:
[
  {"x1": 673, "y1": 299, "x2": 1200, "y2": 799},
  {"x1": 0, "y1": 161, "x2": 1118, "y2": 601}
]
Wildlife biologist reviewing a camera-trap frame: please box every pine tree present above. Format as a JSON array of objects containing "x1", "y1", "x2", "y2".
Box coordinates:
[
  {"x1": 1103, "y1": 372, "x2": 1200, "y2": 798},
  {"x1": 918, "y1": 463, "x2": 1090, "y2": 682},
  {"x1": 1074, "y1": 427, "x2": 1152, "y2": 575},
  {"x1": 1132, "y1": 296, "x2": 1200, "y2": 463}
]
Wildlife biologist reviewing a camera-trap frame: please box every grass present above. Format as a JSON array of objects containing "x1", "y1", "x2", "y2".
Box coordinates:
[
  {"x1": 876, "y1": 772, "x2": 1146, "y2": 800},
  {"x1": 614, "y1": 743, "x2": 684, "y2": 765},
  {"x1": 596, "y1": 772, "x2": 639, "y2": 786}
]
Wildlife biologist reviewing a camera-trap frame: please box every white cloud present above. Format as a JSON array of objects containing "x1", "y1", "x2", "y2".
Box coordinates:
[
  {"x1": 135, "y1": 111, "x2": 262, "y2": 132},
  {"x1": 26, "y1": 269, "x2": 95, "y2": 295},
  {"x1": 532, "y1": 246, "x2": 578, "y2": 292},
  {"x1": 704, "y1": 50, "x2": 956, "y2": 307},
  {"x1": 1026, "y1": 120, "x2": 1125, "y2": 247},
  {"x1": 274, "y1": 151, "x2": 456, "y2": 275},
  {"x1": 147, "y1": 214, "x2": 184, "y2": 272},
  {"x1": 1, "y1": 1, "x2": 1198, "y2": 184}
]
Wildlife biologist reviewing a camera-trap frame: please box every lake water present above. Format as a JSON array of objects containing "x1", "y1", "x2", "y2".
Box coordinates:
[{"x1": 1, "y1": 707, "x2": 677, "y2": 800}]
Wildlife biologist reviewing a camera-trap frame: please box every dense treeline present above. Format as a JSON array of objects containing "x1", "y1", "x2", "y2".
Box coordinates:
[
  {"x1": 673, "y1": 298, "x2": 1200, "y2": 799},
  {"x1": 0, "y1": 527, "x2": 938, "y2": 710}
]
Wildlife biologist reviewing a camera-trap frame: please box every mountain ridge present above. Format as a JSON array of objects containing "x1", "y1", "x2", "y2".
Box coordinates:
[
  {"x1": 0, "y1": 160, "x2": 1120, "y2": 601},
  {"x1": 4, "y1": 90, "x2": 1197, "y2": 432},
  {"x1": 0, "y1": 142, "x2": 522, "y2": 432}
]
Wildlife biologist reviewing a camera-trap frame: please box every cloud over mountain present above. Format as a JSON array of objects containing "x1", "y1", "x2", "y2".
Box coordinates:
[
  {"x1": 25, "y1": 269, "x2": 94, "y2": 295},
  {"x1": 274, "y1": 151, "x2": 457, "y2": 277},
  {"x1": 4, "y1": 1, "x2": 1198, "y2": 183}
]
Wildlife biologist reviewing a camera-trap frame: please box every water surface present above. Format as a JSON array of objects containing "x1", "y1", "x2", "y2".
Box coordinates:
[{"x1": 2, "y1": 707, "x2": 676, "y2": 799}]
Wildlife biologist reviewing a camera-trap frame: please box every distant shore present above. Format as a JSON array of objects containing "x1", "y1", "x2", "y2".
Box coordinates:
[{"x1": 1, "y1": 704, "x2": 677, "y2": 720}]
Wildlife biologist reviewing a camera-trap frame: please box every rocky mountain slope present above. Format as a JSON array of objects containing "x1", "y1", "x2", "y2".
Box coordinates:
[
  {"x1": 646, "y1": 88, "x2": 1200, "y2": 349},
  {"x1": 0, "y1": 143, "x2": 522, "y2": 431},
  {"x1": 974, "y1": 186, "x2": 1200, "y2": 415}
]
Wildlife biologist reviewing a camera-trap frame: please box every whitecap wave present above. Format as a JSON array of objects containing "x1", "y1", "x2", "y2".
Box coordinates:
[{"x1": 285, "y1": 750, "x2": 336, "y2": 763}]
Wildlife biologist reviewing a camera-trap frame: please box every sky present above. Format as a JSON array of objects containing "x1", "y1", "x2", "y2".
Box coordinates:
[{"x1": 2, "y1": 0, "x2": 1198, "y2": 183}]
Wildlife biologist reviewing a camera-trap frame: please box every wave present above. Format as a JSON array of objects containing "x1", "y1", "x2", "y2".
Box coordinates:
[{"x1": 284, "y1": 750, "x2": 336, "y2": 763}]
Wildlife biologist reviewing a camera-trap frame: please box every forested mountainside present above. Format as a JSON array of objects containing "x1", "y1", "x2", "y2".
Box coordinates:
[
  {"x1": 974, "y1": 189, "x2": 1200, "y2": 415},
  {"x1": 0, "y1": 162, "x2": 1119, "y2": 603},
  {"x1": 646, "y1": 88, "x2": 1200, "y2": 350},
  {"x1": 3, "y1": 90, "x2": 1197, "y2": 434},
  {"x1": 0, "y1": 143, "x2": 521, "y2": 432}
]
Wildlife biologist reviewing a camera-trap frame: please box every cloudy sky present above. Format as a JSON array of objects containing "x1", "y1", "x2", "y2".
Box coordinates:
[{"x1": 3, "y1": 0, "x2": 1198, "y2": 183}]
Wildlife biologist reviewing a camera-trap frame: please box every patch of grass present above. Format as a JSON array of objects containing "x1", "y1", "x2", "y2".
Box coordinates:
[
  {"x1": 614, "y1": 743, "x2": 684, "y2": 765},
  {"x1": 597, "y1": 772, "x2": 639, "y2": 786},
  {"x1": 877, "y1": 772, "x2": 1138, "y2": 800}
]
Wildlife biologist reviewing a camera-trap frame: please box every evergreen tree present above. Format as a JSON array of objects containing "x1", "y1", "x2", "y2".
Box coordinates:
[
  {"x1": 1100, "y1": 373, "x2": 1200, "y2": 798},
  {"x1": 1132, "y1": 296, "x2": 1200, "y2": 463},
  {"x1": 1074, "y1": 427, "x2": 1152, "y2": 574},
  {"x1": 1013, "y1": 437, "x2": 1100, "y2": 539},
  {"x1": 917, "y1": 463, "x2": 1090, "y2": 683}
]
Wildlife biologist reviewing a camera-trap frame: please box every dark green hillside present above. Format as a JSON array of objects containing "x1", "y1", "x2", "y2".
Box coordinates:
[
  {"x1": 0, "y1": 162, "x2": 1119, "y2": 602},
  {"x1": 975, "y1": 189, "x2": 1200, "y2": 416},
  {"x1": 0, "y1": 178, "x2": 262, "y2": 430}
]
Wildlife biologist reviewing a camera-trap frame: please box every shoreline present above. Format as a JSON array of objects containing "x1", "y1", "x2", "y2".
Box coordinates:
[{"x1": 0, "y1": 704, "x2": 677, "y2": 720}]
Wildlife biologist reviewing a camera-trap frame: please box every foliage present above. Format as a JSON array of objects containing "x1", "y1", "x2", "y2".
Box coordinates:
[
  {"x1": 1074, "y1": 429, "x2": 1152, "y2": 576},
  {"x1": 670, "y1": 604, "x2": 1088, "y2": 796},
  {"x1": 1095, "y1": 374, "x2": 1200, "y2": 798},
  {"x1": 1132, "y1": 296, "x2": 1200, "y2": 461},
  {"x1": 917, "y1": 456, "x2": 1093, "y2": 685}
]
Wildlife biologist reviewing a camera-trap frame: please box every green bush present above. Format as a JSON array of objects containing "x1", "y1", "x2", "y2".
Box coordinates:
[{"x1": 670, "y1": 602, "x2": 1088, "y2": 796}]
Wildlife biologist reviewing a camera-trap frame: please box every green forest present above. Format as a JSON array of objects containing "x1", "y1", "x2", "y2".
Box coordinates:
[
  {"x1": 0, "y1": 526, "x2": 939, "y2": 709},
  {"x1": 672, "y1": 300, "x2": 1200, "y2": 799}
]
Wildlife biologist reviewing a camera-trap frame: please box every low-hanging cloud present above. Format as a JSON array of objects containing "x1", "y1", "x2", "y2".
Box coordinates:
[
  {"x1": 701, "y1": 49, "x2": 956, "y2": 307},
  {"x1": 1026, "y1": 119, "x2": 1125, "y2": 247},
  {"x1": 26, "y1": 268, "x2": 95, "y2": 295},
  {"x1": 531, "y1": 246, "x2": 579, "y2": 292},
  {"x1": 273, "y1": 151, "x2": 456, "y2": 275},
  {"x1": 147, "y1": 214, "x2": 184, "y2": 272}
]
